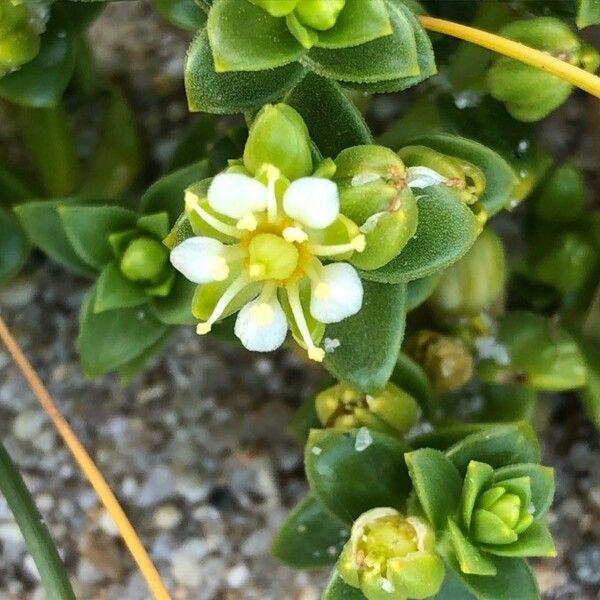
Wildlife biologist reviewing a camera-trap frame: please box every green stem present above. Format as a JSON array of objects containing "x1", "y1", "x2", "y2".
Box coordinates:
[{"x1": 0, "y1": 441, "x2": 75, "y2": 600}]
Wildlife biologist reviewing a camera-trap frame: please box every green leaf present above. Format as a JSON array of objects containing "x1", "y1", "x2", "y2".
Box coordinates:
[
  {"x1": 94, "y1": 262, "x2": 148, "y2": 312},
  {"x1": 140, "y1": 161, "x2": 210, "y2": 226},
  {"x1": 461, "y1": 461, "x2": 494, "y2": 529},
  {"x1": 15, "y1": 200, "x2": 96, "y2": 277},
  {"x1": 434, "y1": 568, "x2": 478, "y2": 600},
  {"x1": 0, "y1": 207, "x2": 29, "y2": 284},
  {"x1": 478, "y1": 383, "x2": 537, "y2": 423},
  {"x1": 304, "y1": 0, "x2": 420, "y2": 84},
  {"x1": 284, "y1": 72, "x2": 372, "y2": 158},
  {"x1": 360, "y1": 185, "x2": 480, "y2": 284},
  {"x1": 323, "y1": 281, "x2": 406, "y2": 393},
  {"x1": 59, "y1": 205, "x2": 138, "y2": 270},
  {"x1": 478, "y1": 312, "x2": 588, "y2": 391},
  {"x1": 403, "y1": 134, "x2": 518, "y2": 216},
  {"x1": 0, "y1": 164, "x2": 39, "y2": 205},
  {"x1": 185, "y1": 28, "x2": 305, "y2": 114},
  {"x1": 410, "y1": 424, "x2": 496, "y2": 452},
  {"x1": 117, "y1": 330, "x2": 174, "y2": 383},
  {"x1": 272, "y1": 495, "x2": 349, "y2": 569},
  {"x1": 18, "y1": 104, "x2": 78, "y2": 197},
  {"x1": 305, "y1": 428, "x2": 411, "y2": 524},
  {"x1": 289, "y1": 394, "x2": 321, "y2": 444},
  {"x1": 445, "y1": 423, "x2": 541, "y2": 474},
  {"x1": 136, "y1": 213, "x2": 170, "y2": 239},
  {"x1": 493, "y1": 464, "x2": 554, "y2": 519},
  {"x1": 405, "y1": 448, "x2": 462, "y2": 530},
  {"x1": 391, "y1": 351, "x2": 437, "y2": 420},
  {"x1": 0, "y1": 443, "x2": 75, "y2": 600},
  {"x1": 577, "y1": 0, "x2": 600, "y2": 27},
  {"x1": 406, "y1": 273, "x2": 441, "y2": 311},
  {"x1": 315, "y1": 0, "x2": 392, "y2": 49},
  {"x1": 149, "y1": 274, "x2": 197, "y2": 326},
  {"x1": 446, "y1": 518, "x2": 497, "y2": 576},
  {"x1": 79, "y1": 87, "x2": 143, "y2": 199},
  {"x1": 0, "y1": 6, "x2": 77, "y2": 107},
  {"x1": 323, "y1": 571, "x2": 365, "y2": 600},
  {"x1": 154, "y1": 0, "x2": 207, "y2": 30},
  {"x1": 482, "y1": 521, "x2": 555, "y2": 558},
  {"x1": 580, "y1": 338, "x2": 600, "y2": 428},
  {"x1": 168, "y1": 116, "x2": 217, "y2": 172},
  {"x1": 78, "y1": 285, "x2": 170, "y2": 376}
]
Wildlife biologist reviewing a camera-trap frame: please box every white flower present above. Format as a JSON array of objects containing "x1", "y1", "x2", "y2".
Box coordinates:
[{"x1": 170, "y1": 168, "x2": 366, "y2": 361}]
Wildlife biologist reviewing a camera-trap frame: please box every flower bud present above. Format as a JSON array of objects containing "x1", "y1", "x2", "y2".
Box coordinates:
[
  {"x1": 338, "y1": 508, "x2": 445, "y2": 600},
  {"x1": 429, "y1": 229, "x2": 506, "y2": 319},
  {"x1": 407, "y1": 331, "x2": 474, "y2": 393},
  {"x1": 294, "y1": 0, "x2": 346, "y2": 31},
  {"x1": 334, "y1": 146, "x2": 418, "y2": 271},
  {"x1": 530, "y1": 163, "x2": 585, "y2": 224},
  {"x1": 120, "y1": 237, "x2": 169, "y2": 282},
  {"x1": 0, "y1": 1, "x2": 40, "y2": 78},
  {"x1": 398, "y1": 145, "x2": 486, "y2": 205},
  {"x1": 243, "y1": 103, "x2": 313, "y2": 181},
  {"x1": 248, "y1": 0, "x2": 299, "y2": 17},
  {"x1": 315, "y1": 382, "x2": 419, "y2": 436},
  {"x1": 487, "y1": 17, "x2": 599, "y2": 122}
]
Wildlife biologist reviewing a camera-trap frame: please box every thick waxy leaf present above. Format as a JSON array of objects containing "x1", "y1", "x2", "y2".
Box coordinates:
[
  {"x1": 0, "y1": 6, "x2": 76, "y2": 107},
  {"x1": 289, "y1": 394, "x2": 321, "y2": 443},
  {"x1": 323, "y1": 571, "x2": 365, "y2": 600},
  {"x1": 410, "y1": 424, "x2": 495, "y2": 452},
  {"x1": 478, "y1": 383, "x2": 537, "y2": 423},
  {"x1": 0, "y1": 165, "x2": 39, "y2": 205},
  {"x1": 405, "y1": 448, "x2": 462, "y2": 530},
  {"x1": 0, "y1": 208, "x2": 29, "y2": 284},
  {"x1": 185, "y1": 28, "x2": 305, "y2": 114},
  {"x1": 493, "y1": 464, "x2": 554, "y2": 519},
  {"x1": 445, "y1": 424, "x2": 540, "y2": 474},
  {"x1": 304, "y1": 0, "x2": 420, "y2": 85},
  {"x1": 117, "y1": 330, "x2": 174, "y2": 382},
  {"x1": 360, "y1": 185, "x2": 480, "y2": 284},
  {"x1": 140, "y1": 161, "x2": 210, "y2": 226},
  {"x1": 285, "y1": 72, "x2": 371, "y2": 158},
  {"x1": 79, "y1": 87, "x2": 143, "y2": 199},
  {"x1": 404, "y1": 134, "x2": 518, "y2": 216},
  {"x1": 434, "y1": 568, "x2": 478, "y2": 600},
  {"x1": 323, "y1": 281, "x2": 406, "y2": 393},
  {"x1": 94, "y1": 262, "x2": 148, "y2": 313},
  {"x1": 391, "y1": 352, "x2": 437, "y2": 420},
  {"x1": 15, "y1": 200, "x2": 95, "y2": 277},
  {"x1": 78, "y1": 286, "x2": 170, "y2": 376},
  {"x1": 272, "y1": 495, "x2": 349, "y2": 568},
  {"x1": 447, "y1": 518, "x2": 497, "y2": 576},
  {"x1": 149, "y1": 275, "x2": 197, "y2": 326},
  {"x1": 406, "y1": 274, "x2": 440, "y2": 311},
  {"x1": 168, "y1": 116, "x2": 217, "y2": 172},
  {"x1": 208, "y1": 0, "x2": 304, "y2": 72},
  {"x1": 482, "y1": 521, "x2": 555, "y2": 558},
  {"x1": 154, "y1": 0, "x2": 207, "y2": 30},
  {"x1": 305, "y1": 428, "x2": 411, "y2": 523},
  {"x1": 478, "y1": 312, "x2": 588, "y2": 391},
  {"x1": 577, "y1": 0, "x2": 600, "y2": 27},
  {"x1": 461, "y1": 461, "x2": 494, "y2": 529},
  {"x1": 59, "y1": 206, "x2": 138, "y2": 270},
  {"x1": 580, "y1": 339, "x2": 600, "y2": 429}
]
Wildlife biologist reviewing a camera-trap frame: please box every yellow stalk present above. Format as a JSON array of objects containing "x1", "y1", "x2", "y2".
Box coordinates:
[
  {"x1": 0, "y1": 317, "x2": 171, "y2": 600},
  {"x1": 419, "y1": 15, "x2": 600, "y2": 99}
]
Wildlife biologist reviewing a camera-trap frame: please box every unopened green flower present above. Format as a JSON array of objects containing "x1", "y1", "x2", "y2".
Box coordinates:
[
  {"x1": 338, "y1": 507, "x2": 445, "y2": 600},
  {"x1": 315, "y1": 382, "x2": 419, "y2": 436},
  {"x1": 0, "y1": 0, "x2": 41, "y2": 78}
]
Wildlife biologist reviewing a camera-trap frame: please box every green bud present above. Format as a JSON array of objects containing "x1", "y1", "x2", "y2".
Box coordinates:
[
  {"x1": 294, "y1": 0, "x2": 346, "y2": 31},
  {"x1": 338, "y1": 508, "x2": 445, "y2": 600},
  {"x1": 487, "y1": 17, "x2": 598, "y2": 122},
  {"x1": 398, "y1": 145, "x2": 486, "y2": 205},
  {"x1": 120, "y1": 237, "x2": 169, "y2": 282},
  {"x1": 243, "y1": 103, "x2": 313, "y2": 181},
  {"x1": 532, "y1": 232, "x2": 596, "y2": 293},
  {"x1": 0, "y1": 0, "x2": 40, "y2": 78},
  {"x1": 334, "y1": 146, "x2": 418, "y2": 270},
  {"x1": 429, "y1": 229, "x2": 506, "y2": 319},
  {"x1": 531, "y1": 163, "x2": 585, "y2": 224},
  {"x1": 407, "y1": 331, "x2": 474, "y2": 393},
  {"x1": 248, "y1": 0, "x2": 299, "y2": 17},
  {"x1": 315, "y1": 382, "x2": 419, "y2": 436},
  {"x1": 247, "y1": 233, "x2": 299, "y2": 281}
]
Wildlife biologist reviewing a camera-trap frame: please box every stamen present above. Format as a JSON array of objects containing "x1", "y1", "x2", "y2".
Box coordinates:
[
  {"x1": 310, "y1": 235, "x2": 366, "y2": 257},
  {"x1": 264, "y1": 165, "x2": 280, "y2": 223},
  {"x1": 236, "y1": 212, "x2": 258, "y2": 232},
  {"x1": 190, "y1": 199, "x2": 243, "y2": 240},
  {"x1": 286, "y1": 282, "x2": 325, "y2": 363},
  {"x1": 196, "y1": 274, "x2": 250, "y2": 335},
  {"x1": 283, "y1": 226, "x2": 308, "y2": 243},
  {"x1": 250, "y1": 283, "x2": 278, "y2": 325}
]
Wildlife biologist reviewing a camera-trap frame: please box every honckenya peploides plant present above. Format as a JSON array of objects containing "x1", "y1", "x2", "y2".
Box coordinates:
[{"x1": 1, "y1": 1, "x2": 600, "y2": 600}]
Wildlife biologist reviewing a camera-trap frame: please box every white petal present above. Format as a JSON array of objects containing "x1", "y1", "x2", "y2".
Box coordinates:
[
  {"x1": 310, "y1": 263, "x2": 363, "y2": 324},
  {"x1": 170, "y1": 237, "x2": 229, "y2": 283},
  {"x1": 406, "y1": 166, "x2": 448, "y2": 189},
  {"x1": 234, "y1": 294, "x2": 288, "y2": 352},
  {"x1": 207, "y1": 173, "x2": 268, "y2": 219},
  {"x1": 283, "y1": 177, "x2": 339, "y2": 229}
]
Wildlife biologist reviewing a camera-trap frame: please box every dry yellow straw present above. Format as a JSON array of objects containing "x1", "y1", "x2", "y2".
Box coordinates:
[
  {"x1": 419, "y1": 15, "x2": 600, "y2": 99},
  {"x1": 0, "y1": 316, "x2": 171, "y2": 600}
]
